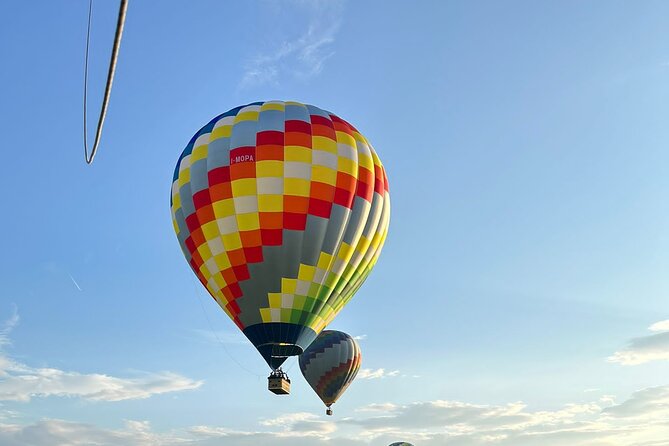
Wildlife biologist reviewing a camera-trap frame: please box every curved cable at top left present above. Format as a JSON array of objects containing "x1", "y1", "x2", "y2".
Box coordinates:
[{"x1": 83, "y1": 0, "x2": 129, "y2": 164}]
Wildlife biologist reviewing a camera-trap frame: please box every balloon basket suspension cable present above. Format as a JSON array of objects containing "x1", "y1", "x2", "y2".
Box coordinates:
[
  {"x1": 267, "y1": 368, "x2": 291, "y2": 395},
  {"x1": 82, "y1": 0, "x2": 128, "y2": 164},
  {"x1": 283, "y1": 354, "x2": 298, "y2": 373}
]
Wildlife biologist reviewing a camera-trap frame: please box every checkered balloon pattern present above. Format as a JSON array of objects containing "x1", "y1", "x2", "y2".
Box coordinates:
[
  {"x1": 171, "y1": 101, "x2": 390, "y2": 369},
  {"x1": 299, "y1": 330, "x2": 361, "y2": 407}
]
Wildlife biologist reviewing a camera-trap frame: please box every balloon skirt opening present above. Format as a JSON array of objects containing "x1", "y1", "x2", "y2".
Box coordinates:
[{"x1": 243, "y1": 323, "x2": 318, "y2": 370}]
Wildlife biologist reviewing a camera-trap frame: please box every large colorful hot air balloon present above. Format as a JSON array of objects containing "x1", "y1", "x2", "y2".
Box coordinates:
[
  {"x1": 171, "y1": 101, "x2": 390, "y2": 377},
  {"x1": 299, "y1": 330, "x2": 361, "y2": 415}
]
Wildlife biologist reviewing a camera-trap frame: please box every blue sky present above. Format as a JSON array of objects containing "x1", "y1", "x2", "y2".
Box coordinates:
[{"x1": 1, "y1": 0, "x2": 668, "y2": 444}]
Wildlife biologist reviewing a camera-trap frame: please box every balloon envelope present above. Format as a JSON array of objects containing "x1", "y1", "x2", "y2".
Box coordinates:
[
  {"x1": 171, "y1": 101, "x2": 390, "y2": 369},
  {"x1": 299, "y1": 330, "x2": 361, "y2": 408},
  {"x1": 388, "y1": 443, "x2": 414, "y2": 446}
]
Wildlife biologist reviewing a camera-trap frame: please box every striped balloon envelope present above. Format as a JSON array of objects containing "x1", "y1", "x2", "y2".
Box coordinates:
[
  {"x1": 171, "y1": 101, "x2": 390, "y2": 370},
  {"x1": 299, "y1": 330, "x2": 361, "y2": 414}
]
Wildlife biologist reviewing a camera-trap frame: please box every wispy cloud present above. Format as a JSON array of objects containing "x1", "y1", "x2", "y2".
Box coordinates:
[
  {"x1": 609, "y1": 320, "x2": 669, "y2": 365},
  {"x1": 354, "y1": 402, "x2": 398, "y2": 413},
  {"x1": 353, "y1": 335, "x2": 367, "y2": 341},
  {"x1": 0, "y1": 366, "x2": 202, "y2": 403},
  {"x1": 0, "y1": 419, "x2": 189, "y2": 446},
  {"x1": 0, "y1": 312, "x2": 202, "y2": 402},
  {"x1": 603, "y1": 386, "x2": 669, "y2": 419},
  {"x1": 357, "y1": 368, "x2": 400, "y2": 380},
  {"x1": 0, "y1": 307, "x2": 19, "y2": 349},
  {"x1": 3, "y1": 386, "x2": 669, "y2": 445},
  {"x1": 240, "y1": 0, "x2": 343, "y2": 88},
  {"x1": 259, "y1": 412, "x2": 336, "y2": 437}
]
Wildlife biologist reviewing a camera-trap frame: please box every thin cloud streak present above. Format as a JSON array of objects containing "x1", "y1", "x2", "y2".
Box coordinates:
[{"x1": 68, "y1": 273, "x2": 83, "y2": 292}]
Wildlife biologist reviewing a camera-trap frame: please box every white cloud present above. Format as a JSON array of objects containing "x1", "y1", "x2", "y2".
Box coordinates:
[
  {"x1": 188, "y1": 425, "x2": 251, "y2": 437},
  {"x1": 0, "y1": 419, "x2": 189, "y2": 446},
  {"x1": 609, "y1": 320, "x2": 669, "y2": 365},
  {"x1": 0, "y1": 307, "x2": 19, "y2": 349},
  {"x1": 355, "y1": 402, "x2": 399, "y2": 413},
  {"x1": 191, "y1": 411, "x2": 337, "y2": 441},
  {"x1": 649, "y1": 320, "x2": 669, "y2": 332},
  {"x1": 260, "y1": 412, "x2": 318, "y2": 427},
  {"x1": 262, "y1": 412, "x2": 336, "y2": 437},
  {"x1": 240, "y1": 0, "x2": 343, "y2": 87},
  {"x1": 0, "y1": 365, "x2": 202, "y2": 402},
  {"x1": 0, "y1": 311, "x2": 202, "y2": 402},
  {"x1": 603, "y1": 386, "x2": 669, "y2": 419},
  {"x1": 358, "y1": 368, "x2": 400, "y2": 379},
  {"x1": 353, "y1": 335, "x2": 367, "y2": 341},
  {"x1": 3, "y1": 387, "x2": 669, "y2": 445},
  {"x1": 337, "y1": 390, "x2": 669, "y2": 445}
]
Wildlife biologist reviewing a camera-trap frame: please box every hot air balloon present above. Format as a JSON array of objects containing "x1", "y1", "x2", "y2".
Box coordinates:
[
  {"x1": 170, "y1": 101, "x2": 390, "y2": 391},
  {"x1": 388, "y1": 443, "x2": 414, "y2": 446},
  {"x1": 299, "y1": 330, "x2": 361, "y2": 415}
]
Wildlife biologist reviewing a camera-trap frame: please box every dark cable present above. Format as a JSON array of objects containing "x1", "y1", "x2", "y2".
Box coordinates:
[{"x1": 83, "y1": 0, "x2": 128, "y2": 164}]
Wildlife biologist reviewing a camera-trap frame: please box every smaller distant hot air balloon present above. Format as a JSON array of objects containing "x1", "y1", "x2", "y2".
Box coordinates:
[
  {"x1": 389, "y1": 443, "x2": 414, "y2": 446},
  {"x1": 299, "y1": 330, "x2": 361, "y2": 415}
]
